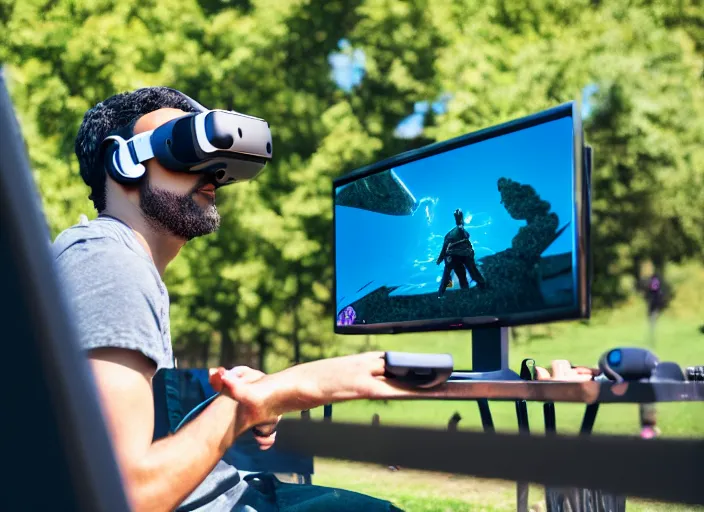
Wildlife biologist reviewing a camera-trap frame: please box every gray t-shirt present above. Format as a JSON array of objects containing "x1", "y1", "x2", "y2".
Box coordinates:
[{"x1": 53, "y1": 215, "x2": 249, "y2": 511}]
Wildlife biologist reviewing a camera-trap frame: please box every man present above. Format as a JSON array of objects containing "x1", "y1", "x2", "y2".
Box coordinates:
[
  {"x1": 436, "y1": 208, "x2": 486, "y2": 297},
  {"x1": 640, "y1": 272, "x2": 671, "y2": 346},
  {"x1": 54, "y1": 87, "x2": 408, "y2": 511}
]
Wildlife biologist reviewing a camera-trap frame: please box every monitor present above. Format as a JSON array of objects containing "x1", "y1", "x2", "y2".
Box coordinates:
[{"x1": 333, "y1": 102, "x2": 590, "y2": 334}]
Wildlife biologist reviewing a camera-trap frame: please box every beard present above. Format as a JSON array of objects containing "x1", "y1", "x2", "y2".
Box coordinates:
[{"x1": 139, "y1": 175, "x2": 221, "y2": 240}]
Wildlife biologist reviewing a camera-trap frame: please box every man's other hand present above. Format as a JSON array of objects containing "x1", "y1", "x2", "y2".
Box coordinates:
[
  {"x1": 209, "y1": 366, "x2": 281, "y2": 450},
  {"x1": 535, "y1": 360, "x2": 595, "y2": 382}
]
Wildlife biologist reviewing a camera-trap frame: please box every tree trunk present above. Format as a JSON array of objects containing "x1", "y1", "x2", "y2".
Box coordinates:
[
  {"x1": 632, "y1": 256, "x2": 643, "y2": 290},
  {"x1": 257, "y1": 331, "x2": 268, "y2": 372},
  {"x1": 293, "y1": 309, "x2": 301, "y2": 364},
  {"x1": 220, "y1": 327, "x2": 235, "y2": 368},
  {"x1": 200, "y1": 336, "x2": 211, "y2": 368}
]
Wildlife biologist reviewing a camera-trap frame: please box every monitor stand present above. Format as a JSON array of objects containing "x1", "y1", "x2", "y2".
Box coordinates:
[{"x1": 450, "y1": 326, "x2": 522, "y2": 381}]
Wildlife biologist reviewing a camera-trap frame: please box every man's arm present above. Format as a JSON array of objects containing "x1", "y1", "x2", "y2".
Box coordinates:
[
  {"x1": 93, "y1": 347, "x2": 424, "y2": 510},
  {"x1": 89, "y1": 348, "x2": 257, "y2": 512},
  {"x1": 211, "y1": 352, "x2": 422, "y2": 427}
]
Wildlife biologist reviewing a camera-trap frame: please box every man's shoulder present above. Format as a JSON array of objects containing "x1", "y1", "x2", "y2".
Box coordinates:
[
  {"x1": 55, "y1": 216, "x2": 144, "y2": 260},
  {"x1": 53, "y1": 217, "x2": 159, "y2": 289},
  {"x1": 53, "y1": 218, "x2": 173, "y2": 371}
]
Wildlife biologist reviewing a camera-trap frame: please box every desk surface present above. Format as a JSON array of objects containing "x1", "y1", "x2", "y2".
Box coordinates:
[{"x1": 375, "y1": 380, "x2": 704, "y2": 404}]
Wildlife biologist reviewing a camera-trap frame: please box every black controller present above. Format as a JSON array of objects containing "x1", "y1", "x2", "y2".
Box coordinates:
[
  {"x1": 685, "y1": 366, "x2": 704, "y2": 381},
  {"x1": 384, "y1": 351, "x2": 454, "y2": 389}
]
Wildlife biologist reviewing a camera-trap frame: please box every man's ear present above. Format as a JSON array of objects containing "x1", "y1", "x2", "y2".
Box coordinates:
[{"x1": 104, "y1": 172, "x2": 141, "y2": 202}]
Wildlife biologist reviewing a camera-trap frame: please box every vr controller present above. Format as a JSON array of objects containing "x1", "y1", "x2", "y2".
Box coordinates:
[
  {"x1": 598, "y1": 347, "x2": 660, "y2": 382},
  {"x1": 597, "y1": 347, "x2": 696, "y2": 382},
  {"x1": 102, "y1": 88, "x2": 273, "y2": 187},
  {"x1": 384, "y1": 351, "x2": 454, "y2": 388}
]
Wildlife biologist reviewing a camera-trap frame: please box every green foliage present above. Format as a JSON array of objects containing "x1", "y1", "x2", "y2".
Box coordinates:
[
  {"x1": 580, "y1": 5, "x2": 704, "y2": 304},
  {"x1": 314, "y1": 457, "x2": 699, "y2": 512},
  {"x1": 3, "y1": 0, "x2": 702, "y2": 366},
  {"x1": 426, "y1": 0, "x2": 704, "y2": 306}
]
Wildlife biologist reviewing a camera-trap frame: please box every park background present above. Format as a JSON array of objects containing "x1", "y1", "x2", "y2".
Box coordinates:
[{"x1": 2, "y1": 1, "x2": 703, "y2": 510}]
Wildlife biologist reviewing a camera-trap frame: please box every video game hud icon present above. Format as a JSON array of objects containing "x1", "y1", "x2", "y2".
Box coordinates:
[{"x1": 337, "y1": 306, "x2": 357, "y2": 326}]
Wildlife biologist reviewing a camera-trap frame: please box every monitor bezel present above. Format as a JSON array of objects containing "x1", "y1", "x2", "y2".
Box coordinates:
[{"x1": 332, "y1": 101, "x2": 589, "y2": 335}]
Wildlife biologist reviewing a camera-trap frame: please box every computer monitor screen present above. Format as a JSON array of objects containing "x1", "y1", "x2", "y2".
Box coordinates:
[{"x1": 333, "y1": 102, "x2": 589, "y2": 334}]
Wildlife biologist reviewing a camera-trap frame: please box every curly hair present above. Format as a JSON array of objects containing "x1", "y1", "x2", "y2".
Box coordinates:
[{"x1": 75, "y1": 87, "x2": 200, "y2": 212}]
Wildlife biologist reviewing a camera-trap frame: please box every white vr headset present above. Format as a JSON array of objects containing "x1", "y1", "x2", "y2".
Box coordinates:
[{"x1": 102, "y1": 88, "x2": 273, "y2": 187}]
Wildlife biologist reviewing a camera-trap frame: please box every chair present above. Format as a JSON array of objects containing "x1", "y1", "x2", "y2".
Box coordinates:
[{"x1": 0, "y1": 66, "x2": 130, "y2": 511}]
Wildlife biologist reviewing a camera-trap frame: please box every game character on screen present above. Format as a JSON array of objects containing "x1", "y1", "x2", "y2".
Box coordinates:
[{"x1": 436, "y1": 209, "x2": 487, "y2": 297}]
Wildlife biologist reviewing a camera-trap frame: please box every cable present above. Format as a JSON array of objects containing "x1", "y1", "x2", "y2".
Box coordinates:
[{"x1": 174, "y1": 394, "x2": 219, "y2": 432}]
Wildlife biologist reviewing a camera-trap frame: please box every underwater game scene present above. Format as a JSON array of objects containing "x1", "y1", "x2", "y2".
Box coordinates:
[{"x1": 334, "y1": 115, "x2": 577, "y2": 329}]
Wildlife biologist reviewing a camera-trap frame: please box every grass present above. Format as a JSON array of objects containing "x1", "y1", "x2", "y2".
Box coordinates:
[
  {"x1": 277, "y1": 263, "x2": 704, "y2": 510},
  {"x1": 311, "y1": 458, "x2": 704, "y2": 512},
  {"x1": 313, "y1": 458, "x2": 530, "y2": 512}
]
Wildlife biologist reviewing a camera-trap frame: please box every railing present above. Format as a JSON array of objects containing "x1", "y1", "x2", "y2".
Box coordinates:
[{"x1": 277, "y1": 379, "x2": 704, "y2": 507}]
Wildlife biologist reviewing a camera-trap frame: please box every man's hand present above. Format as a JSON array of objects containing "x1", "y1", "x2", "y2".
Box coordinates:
[
  {"x1": 214, "y1": 352, "x2": 419, "y2": 425},
  {"x1": 209, "y1": 366, "x2": 281, "y2": 450},
  {"x1": 535, "y1": 360, "x2": 595, "y2": 382}
]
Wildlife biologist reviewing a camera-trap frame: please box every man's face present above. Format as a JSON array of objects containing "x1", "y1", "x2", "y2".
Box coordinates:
[{"x1": 133, "y1": 108, "x2": 220, "y2": 240}]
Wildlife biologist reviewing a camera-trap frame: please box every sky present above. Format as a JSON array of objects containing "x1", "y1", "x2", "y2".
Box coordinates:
[
  {"x1": 334, "y1": 115, "x2": 576, "y2": 311},
  {"x1": 328, "y1": 39, "x2": 597, "y2": 136},
  {"x1": 328, "y1": 39, "x2": 450, "y2": 138}
]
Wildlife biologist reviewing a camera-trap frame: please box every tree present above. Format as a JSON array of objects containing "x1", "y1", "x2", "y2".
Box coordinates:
[
  {"x1": 427, "y1": 0, "x2": 704, "y2": 306},
  {"x1": 3, "y1": 0, "x2": 702, "y2": 368}
]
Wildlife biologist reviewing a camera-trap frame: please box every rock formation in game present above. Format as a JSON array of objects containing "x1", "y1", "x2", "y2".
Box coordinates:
[
  {"x1": 335, "y1": 169, "x2": 418, "y2": 216},
  {"x1": 497, "y1": 177, "x2": 560, "y2": 260}
]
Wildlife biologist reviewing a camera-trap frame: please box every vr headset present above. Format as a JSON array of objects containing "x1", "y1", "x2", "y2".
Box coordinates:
[{"x1": 102, "y1": 88, "x2": 272, "y2": 187}]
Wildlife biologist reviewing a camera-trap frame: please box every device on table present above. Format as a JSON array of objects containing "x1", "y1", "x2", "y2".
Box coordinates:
[
  {"x1": 686, "y1": 366, "x2": 704, "y2": 381},
  {"x1": 332, "y1": 102, "x2": 590, "y2": 337},
  {"x1": 384, "y1": 351, "x2": 454, "y2": 388},
  {"x1": 598, "y1": 347, "x2": 660, "y2": 382},
  {"x1": 597, "y1": 347, "x2": 703, "y2": 383}
]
